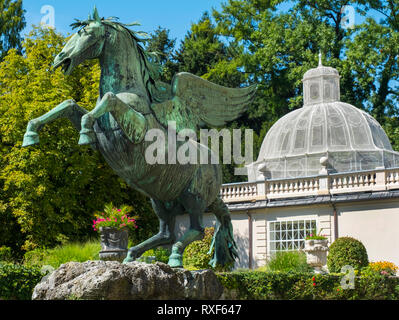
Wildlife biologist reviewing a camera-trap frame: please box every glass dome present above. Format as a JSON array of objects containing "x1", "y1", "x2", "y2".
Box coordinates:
[{"x1": 247, "y1": 59, "x2": 399, "y2": 181}]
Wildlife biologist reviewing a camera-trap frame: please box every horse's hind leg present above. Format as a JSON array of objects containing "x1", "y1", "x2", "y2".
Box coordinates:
[
  {"x1": 123, "y1": 199, "x2": 178, "y2": 263},
  {"x1": 22, "y1": 99, "x2": 94, "y2": 147},
  {"x1": 168, "y1": 193, "x2": 206, "y2": 268}
]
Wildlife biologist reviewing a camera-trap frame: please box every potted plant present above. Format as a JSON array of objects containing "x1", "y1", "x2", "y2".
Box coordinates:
[
  {"x1": 304, "y1": 229, "x2": 329, "y2": 273},
  {"x1": 93, "y1": 203, "x2": 138, "y2": 262}
]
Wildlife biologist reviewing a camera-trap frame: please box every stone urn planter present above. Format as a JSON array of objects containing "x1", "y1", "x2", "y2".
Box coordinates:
[
  {"x1": 99, "y1": 227, "x2": 129, "y2": 262},
  {"x1": 304, "y1": 239, "x2": 329, "y2": 273}
]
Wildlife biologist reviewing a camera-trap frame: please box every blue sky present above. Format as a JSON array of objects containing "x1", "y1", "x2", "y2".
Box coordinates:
[
  {"x1": 22, "y1": 0, "x2": 383, "y2": 45},
  {"x1": 22, "y1": 0, "x2": 224, "y2": 44}
]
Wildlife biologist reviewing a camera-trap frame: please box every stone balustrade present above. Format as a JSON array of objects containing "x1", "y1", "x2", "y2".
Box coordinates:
[
  {"x1": 220, "y1": 182, "x2": 259, "y2": 202},
  {"x1": 266, "y1": 176, "x2": 320, "y2": 199},
  {"x1": 220, "y1": 167, "x2": 399, "y2": 203}
]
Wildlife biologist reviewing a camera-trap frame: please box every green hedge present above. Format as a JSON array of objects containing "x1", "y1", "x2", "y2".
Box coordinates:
[
  {"x1": 2, "y1": 263, "x2": 399, "y2": 300},
  {"x1": 0, "y1": 263, "x2": 43, "y2": 300},
  {"x1": 217, "y1": 271, "x2": 399, "y2": 300}
]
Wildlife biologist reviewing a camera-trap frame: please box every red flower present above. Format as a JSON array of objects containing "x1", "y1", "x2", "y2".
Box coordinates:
[
  {"x1": 312, "y1": 283, "x2": 316, "y2": 287},
  {"x1": 312, "y1": 276, "x2": 316, "y2": 281}
]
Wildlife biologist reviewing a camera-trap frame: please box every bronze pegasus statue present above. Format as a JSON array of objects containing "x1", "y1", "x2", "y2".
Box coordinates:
[{"x1": 22, "y1": 7, "x2": 256, "y2": 268}]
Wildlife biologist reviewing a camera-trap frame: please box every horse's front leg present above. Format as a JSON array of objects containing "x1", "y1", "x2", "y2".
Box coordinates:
[
  {"x1": 78, "y1": 92, "x2": 147, "y2": 145},
  {"x1": 22, "y1": 99, "x2": 94, "y2": 147}
]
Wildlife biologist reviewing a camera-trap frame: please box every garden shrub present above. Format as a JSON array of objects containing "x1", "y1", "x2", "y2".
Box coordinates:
[
  {"x1": 23, "y1": 248, "x2": 48, "y2": 267},
  {"x1": 218, "y1": 270, "x2": 399, "y2": 300},
  {"x1": 0, "y1": 246, "x2": 13, "y2": 262},
  {"x1": 140, "y1": 247, "x2": 171, "y2": 264},
  {"x1": 0, "y1": 263, "x2": 43, "y2": 300},
  {"x1": 183, "y1": 227, "x2": 214, "y2": 270},
  {"x1": 0, "y1": 26, "x2": 158, "y2": 254},
  {"x1": 23, "y1": 241, "x2": 101, "y2": 269},
  {"x1": 182, "y1": 227, "x2": 233, "y2": 271},
  {"x1": 258, "y1": 251, "x2": 312, "y2": 273},
  {"x1": 327, "y1": 237, "x2": 368, "y2": 273},
  {"x1": 368, "y1": 261, "x2": 398, "y2": 276}
]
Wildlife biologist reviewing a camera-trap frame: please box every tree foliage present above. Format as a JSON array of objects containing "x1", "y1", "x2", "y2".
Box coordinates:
[
  {"x1": 0, "y1": 27, "x2": 156, "y2": 254},
  {"x1": 2, "y1": 1, "x2": 399, "y2": 256},
  {"x1": 0, "y1": 0, "x2": 25, "y2": 60},
  {"x1": 192, "y1": 0, "x2": 399, "y2": 181},
  {"x1": 147, "y1": 2, "x2": 399, "y2": 183},
  {"x1": 146, "y1": 26, "x2": 177, "y2": 83}
]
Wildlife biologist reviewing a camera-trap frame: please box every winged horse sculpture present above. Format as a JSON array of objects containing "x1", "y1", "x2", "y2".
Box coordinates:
[{"x1": 22, "y1": 8, "x2": 256, "y2": 268}]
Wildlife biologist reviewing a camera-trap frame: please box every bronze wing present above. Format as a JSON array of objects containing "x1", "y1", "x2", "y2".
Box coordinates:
[{"x1": 151, "y1": 72, "x2": 257, "y2": 132}]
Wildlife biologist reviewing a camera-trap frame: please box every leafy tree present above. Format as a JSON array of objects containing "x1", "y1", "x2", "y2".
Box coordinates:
[
  {"x1": 213, "y1": 1, "x2": 353, "y2": 126},
  {"x1": 208, "y1": 0, "x2": 399, "y2": 170},
  {"x1": 175, "y1": 12, "x2": 232, "y2": 81},
  {"x1": 145, "y1": 26, "x2": 177, "y2": 83},
  {"x1": 345, "y1": 1, "x2": 399, "y2": 132},
  {"x1": 0, "y1": 27, "x2": 156, "y2": 254},
  {"x1": 0, "y1": 0, "x2": 26, "y2": 60}
]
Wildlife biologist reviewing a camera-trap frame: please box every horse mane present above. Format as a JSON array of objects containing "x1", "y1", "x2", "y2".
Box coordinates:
[{"x1": 71, "y1": 16, "x2": 165, "y2": 103}]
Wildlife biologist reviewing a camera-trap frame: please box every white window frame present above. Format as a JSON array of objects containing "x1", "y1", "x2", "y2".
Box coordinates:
[{"x1": 267, "y1": 218, "x2": 318, "y2": 256}]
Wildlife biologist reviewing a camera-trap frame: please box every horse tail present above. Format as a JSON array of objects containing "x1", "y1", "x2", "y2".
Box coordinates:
[{"x1": 207, "y1": 196, "x2": 239, "y2": 268}]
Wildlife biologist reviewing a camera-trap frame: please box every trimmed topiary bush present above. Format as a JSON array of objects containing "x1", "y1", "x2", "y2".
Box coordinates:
[{"x1": 327, "y1": 237, "x2": 368, "y2": 273}]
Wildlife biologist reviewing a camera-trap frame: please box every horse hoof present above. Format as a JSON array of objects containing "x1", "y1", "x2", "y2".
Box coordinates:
[
  {"x1": 123, "y1": 249, "x2": 139, "y2": 264},
  {"x1": 167, "y1": 253, "x2": 183, "y2": 268},
  {"x1": 78, "y1": 131, "x2": 96, "y2": 145},
  {"x1": 22, "y1": 131, "x2": 39, "y2": 147},
  {"x1": 122, "y1": 256, "x2": 133, "y2": 264}
]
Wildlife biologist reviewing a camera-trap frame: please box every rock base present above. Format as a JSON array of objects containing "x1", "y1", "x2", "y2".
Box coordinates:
[
  {"x1": 99, "y1": 249, "x2": 127, "y2": 262},
  {"x1": 32, "y1": 261, "x2": 224, "y2": 300}
]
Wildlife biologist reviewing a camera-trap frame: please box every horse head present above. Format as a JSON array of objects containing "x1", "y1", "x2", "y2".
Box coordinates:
[
  {"x1": 52, "y1": 6, "x2": 163, "y2": 106},
  {"x1": 52, "y1": 7, "x2": 106, "y2": 75}
]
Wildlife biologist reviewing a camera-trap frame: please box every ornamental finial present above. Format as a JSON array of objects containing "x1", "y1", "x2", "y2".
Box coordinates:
[{"x1": 318, "y1": 51, "x2": 322, "y2": 67}]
